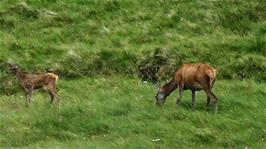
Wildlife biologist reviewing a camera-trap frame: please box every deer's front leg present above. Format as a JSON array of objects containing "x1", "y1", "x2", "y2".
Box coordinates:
[
  {"x1": 24, "y1": 85, "x2": 33, "y2": 106},
  {"x1": 192, "y1": 90, "x2": 196, "y2": 110},
  {"x1": 176, "y1": 84, "x2": 184, "y2": 104},
  {"x1": 24, "y1": 83, "x2": 33, "y2": 105},
  {"x1": 26, "y1": 89, "x2": 33, "y2": 104}
]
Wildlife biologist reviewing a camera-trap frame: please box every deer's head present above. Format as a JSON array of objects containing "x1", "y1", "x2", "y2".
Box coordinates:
[
  {"x1": 9, "y1": 64, "x2": 19, "y2": 75},
  {"x1": 155, "y1": 81, "x2": 166, "y2": 105}
]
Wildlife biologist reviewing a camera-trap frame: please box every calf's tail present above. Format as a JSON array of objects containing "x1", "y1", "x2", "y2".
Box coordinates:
[{"x1": 206, "y1": 68, "x2": 216, "y2": 88}]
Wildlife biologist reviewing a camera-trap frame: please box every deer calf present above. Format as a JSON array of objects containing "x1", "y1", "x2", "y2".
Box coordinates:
[
  {"x1": 155, "y1": 63, "x2": 218, "y2": 113},
  {"x1": 10, "y1": 64, "x2": 59, "y2": 105}
]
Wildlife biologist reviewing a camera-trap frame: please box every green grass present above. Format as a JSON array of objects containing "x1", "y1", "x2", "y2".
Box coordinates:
[
  {"x1": 0, "y1": 76, "x2": 265, "y2": 148},
  {"x1": 0, "y1": 0, "x2": 266, "y2": 148}
]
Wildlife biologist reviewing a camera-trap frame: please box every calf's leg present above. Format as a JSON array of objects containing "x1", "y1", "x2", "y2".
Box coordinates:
[{"x1": 26, "y1": 89, "x2": 33, "y2": 105}]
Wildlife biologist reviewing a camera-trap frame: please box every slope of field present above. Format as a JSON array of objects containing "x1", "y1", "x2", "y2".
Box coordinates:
[{"x1": 0, "y1": 0, "x2": 265, "y2": 81}]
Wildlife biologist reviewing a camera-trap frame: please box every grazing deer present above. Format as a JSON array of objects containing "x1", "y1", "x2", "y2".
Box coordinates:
[
  {"x1": 155, "y1": 63, "x2": 218, "y2": 113},
  {"x1": 10, "y1": 64, "x2": 59, "y2": 105}
]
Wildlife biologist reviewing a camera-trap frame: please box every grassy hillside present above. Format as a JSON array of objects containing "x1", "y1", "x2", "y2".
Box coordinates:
[
  {"x1": 0, "y1": 0, "x2": 265, "y2": 80},
  {"x1": 0, "y1": 0, "x2": 266, "y2": 148}
]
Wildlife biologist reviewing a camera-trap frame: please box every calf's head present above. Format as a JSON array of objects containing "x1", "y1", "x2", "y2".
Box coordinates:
[{"x1": 9, "y1": 64, "x2": 19, "y2": 75}]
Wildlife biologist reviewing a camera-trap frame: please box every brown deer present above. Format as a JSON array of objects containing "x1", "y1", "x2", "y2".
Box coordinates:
[
  {"x1": 155, "y1": 63, "x2": 218, "y2": 113},
  {"x1": 10, "y1": 64, "x2": 59, "y2": 105}
]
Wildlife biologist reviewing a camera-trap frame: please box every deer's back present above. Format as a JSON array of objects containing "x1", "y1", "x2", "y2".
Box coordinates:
[
  {"x1": 175, "y1": 63, "x2": 215, "y2": 89},
  {"x1": 23, "y1": 73, "x2": 57, "y2": 86}
]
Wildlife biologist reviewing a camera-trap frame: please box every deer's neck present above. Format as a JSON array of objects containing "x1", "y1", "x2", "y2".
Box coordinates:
[
  {"x1": 15, "y1": 70, "x2": 26, "y2": 81},
  {"x1": 161, "y1": 78, "x2": 178, "y2": 98}
]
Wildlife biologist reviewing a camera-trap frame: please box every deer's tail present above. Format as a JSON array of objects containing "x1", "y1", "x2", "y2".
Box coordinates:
[
  {"x1": 206, "y1": 68, "x2": 216, "y2": 88},
  {"x1": 47, "y1": 73, "x2": 59, "y2": 83}
]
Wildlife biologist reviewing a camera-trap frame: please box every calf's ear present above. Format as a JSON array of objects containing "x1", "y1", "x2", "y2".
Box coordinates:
[{"x1": 156, "y1": 81, "x2": 161, "y2": 91}]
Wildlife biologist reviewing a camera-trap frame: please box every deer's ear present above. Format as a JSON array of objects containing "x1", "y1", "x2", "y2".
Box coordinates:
[
  {"x1": 156, "y1": 81, "x2": 161, "y2": 91},
  {"x1": 10, "y1": 63, "x2": 15, "y2": 67},
  {"x1": 10, "y1": 64, "x2": 19, "y2": 69}
]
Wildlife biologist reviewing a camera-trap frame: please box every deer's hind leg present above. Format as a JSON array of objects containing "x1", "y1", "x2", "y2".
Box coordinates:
[
  {"x1": 200, "y1": 78, "x2": 218, "y2": 114},
  {"x1": 205, "y1": 96, "x2": 210, "y2": 111},
  {"x1": 203, "y1": 88, "x2": 218, "y2": 114},
  {"x1": 48, "y1": 91, "x2": 55, "y2": 104},
  {"x1": 48, "y1": 89, "x2": 58, "y2": 104},
  {"x1": 48, "y1": 82, "x2": 59, "y2": 104}
]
